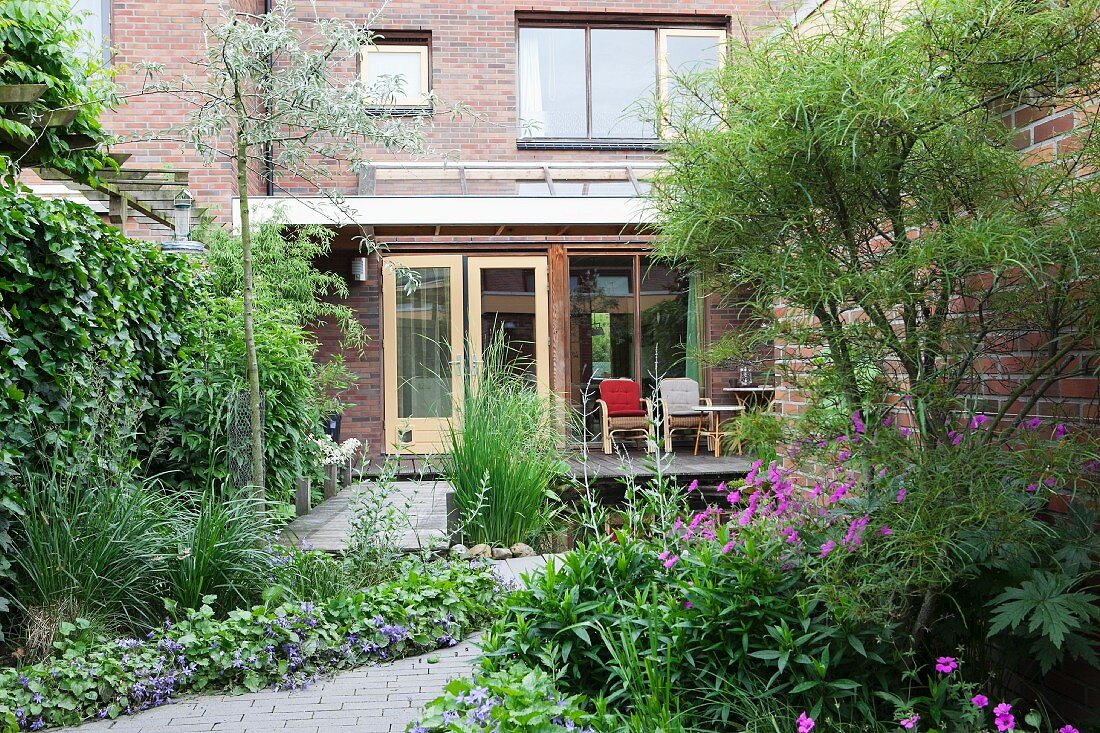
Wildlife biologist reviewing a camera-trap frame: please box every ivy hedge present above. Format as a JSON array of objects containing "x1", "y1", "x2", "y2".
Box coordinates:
[
  {"x1": 0, "y1": 189, "x2": 195, "y2": 481},
  {"x1": 0, "y1": 559, "x2": 506, "y2": 731},
  {"x1": 0, "y1": 189, "x2": 195, "y2": 642}
]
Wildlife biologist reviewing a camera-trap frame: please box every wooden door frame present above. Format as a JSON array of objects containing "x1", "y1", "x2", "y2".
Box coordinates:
[
  {"x1": 467, "y1": 255, "x2": 551, "y2": 394},
  {"x1": 382, "y1": 253, "x2": 551, "y2": 455},
  {"x1": 382, "y1": 254, "x2": 465, "y2": 454}
]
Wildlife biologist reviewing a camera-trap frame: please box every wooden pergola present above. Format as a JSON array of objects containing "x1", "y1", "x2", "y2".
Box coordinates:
[{"x1": 1, "y1": 78, "x2": 202, "y2": 237}]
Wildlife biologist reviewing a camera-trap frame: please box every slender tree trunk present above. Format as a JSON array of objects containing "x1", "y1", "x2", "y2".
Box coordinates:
[{"x1": 237, "y1": 132, "x2": 266, "y2": 506}]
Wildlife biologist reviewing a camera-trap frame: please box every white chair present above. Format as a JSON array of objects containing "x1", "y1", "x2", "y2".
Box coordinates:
[{"x1": 658, "y1": 378, "x2": 710, "y2": 452}]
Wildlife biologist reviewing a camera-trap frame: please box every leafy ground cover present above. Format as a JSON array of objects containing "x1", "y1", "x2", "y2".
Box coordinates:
[{"x1": 0, "y1": 558, "x2": 505, "y2": 731}]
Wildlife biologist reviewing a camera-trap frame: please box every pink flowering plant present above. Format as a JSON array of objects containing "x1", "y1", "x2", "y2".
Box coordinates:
[
  {"x1": 478, "y1": 405, "x2": 1097, "y2": 732},
  {"x1": 797, "y1": 411, "x2": 1099, "y2": 676},
  {"x1": 879, "y1": 656, "x2": 1082, "y2": 733}
]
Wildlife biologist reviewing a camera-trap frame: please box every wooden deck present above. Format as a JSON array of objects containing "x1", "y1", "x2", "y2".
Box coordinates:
[
  {"x1": 288, "y1": 448, "x2": 753, "y2": 553},
  {"x1": 361, "y1": 445, "x2": 753, "y2": 486}
]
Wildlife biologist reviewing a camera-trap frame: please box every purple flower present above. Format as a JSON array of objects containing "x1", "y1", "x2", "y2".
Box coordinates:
[
  {"x1": 721, "y1": 540, "x2": 736, "y2": 554},
  {"x1": 1025, "y1": 416, "x2": 1042, "y2": 430},
  {"x1": 971, "y1": 694, "x2": 989, "y2": 708},
  {"x1": 934, "y1": 656, "x2": 957, "y2": 674},
  {"x1": 899, "y1": 714, "x2": 920, "y2": 730},
  {"x1": 950, "y1": 431, "x2": 963, "y2": 446},
  {"x1": 797, "y1": 711, "x2": 815, "y2": 733},
  {"x1": 896, "y1": 487, "x2": 907, "y2": 503},
  {"x1": 900, "y1": 427, "x2": 912, "y2": 437},
  {"x1": 686, "y1": 479, "x2": 699, "y2": 494},
  {"x1": 819, "y1": 540, "x2": 836, "y2": 558},
  {"x1": 970, "y1": 414, "x2": 988, "y2": 430},
  {"x1": 663, "y1": 555, "x2": 679, "y2": 569},
  {"x1": 683, "y1": 601, "x2": 693, "y2": 609},
  {"x1": 1054, "y1": 423, "x2": 1068, "y2": 439},
  {"x1": 1059, "y1": 726, "x2": 1080, "y2": 733},
  {"x1": 880, "y1": 526, "x2": 893, "y2": 536},
  {"x1": 851, "y1": 410, "x2": 866, "y2": 434},
  {"x1": 1026, "y1": 483, "x2": 1038, "y2": 493}
]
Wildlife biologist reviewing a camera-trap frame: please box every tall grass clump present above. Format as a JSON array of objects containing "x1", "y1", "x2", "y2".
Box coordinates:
[
  {"x1": 164, "y1": 488, "x2": 272, "y2": 615},
  {"x1": 444, "y1": 332, "x2": 563, "y2": 548},
  {"x1": 11, "y1": 462, "x2": 169, "y2": 654}
]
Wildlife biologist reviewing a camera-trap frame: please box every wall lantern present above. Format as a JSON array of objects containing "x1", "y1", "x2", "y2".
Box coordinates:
[
  {"x1": 351, "y1": 256, "x2": 368, "y2": 282},
  {"x1": 161, "y1": 188, "x2": 205, "y2": 256}
]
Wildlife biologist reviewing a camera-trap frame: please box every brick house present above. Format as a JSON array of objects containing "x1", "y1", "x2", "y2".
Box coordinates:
[{"x1": 87, "y1": 0, "x2": 798, "y2": 459}]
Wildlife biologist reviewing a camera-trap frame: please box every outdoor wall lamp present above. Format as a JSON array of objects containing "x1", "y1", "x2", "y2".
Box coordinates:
[
  {"x1": 162, "y1": 188, "x2": 205, "y2": 256},
  {"x1": 351, "y1": 256, "x2": 368, "y2": 282}
]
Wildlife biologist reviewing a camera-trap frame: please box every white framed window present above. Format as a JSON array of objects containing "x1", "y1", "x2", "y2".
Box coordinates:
[
  {"x1": 518, "y1": 24, "x2": 726, "y2": 142},
  {"x1": 658, "y1": 28, "x2": 725, "y2": 101},
  {"x1": 72, "y1": 0, "x2": 110, "y2": 60},
  {"x1": 362, "y1": 44, "x2": 430, "y2": 106}
]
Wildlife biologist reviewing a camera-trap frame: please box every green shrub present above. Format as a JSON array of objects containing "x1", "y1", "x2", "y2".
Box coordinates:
[
  {"x1": 265, "y1": 544, "x2": 349, "y2": 602},
  {"x1": 481, "y1": 527, "x2": 886, "y2": 730},
  {"x1": 161, "y1": 294, "x2": 324, "y2": 505},
  {"x1": 9, "y1": 462, "x2": 169, "y2": 653},
  {"x1": 723, "y1": 409, "x2": 784, "y2": 463},
  {"x1": 409, "y1": 663, "x2": 601, "y2": 733},
  {"x1": 444, "y1": 333, "x2": 564, "y2": 548},
  {"x1": 0, "y1": 559, "x2": 506, "y2": 730},
  {"x1": 0, "y1": 190, "x2": 194, "y2": 483}
]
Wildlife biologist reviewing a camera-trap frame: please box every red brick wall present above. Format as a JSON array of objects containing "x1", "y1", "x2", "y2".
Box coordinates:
[
  {"x1": 311, "y1": 249, "x2": 386, "y2": 455},
  {"x1": 105, "y1": 0, "x2": 798, "y2": 213},
  {"x1": 106, "y1": 0, "x2": 264, "y2": 221}
]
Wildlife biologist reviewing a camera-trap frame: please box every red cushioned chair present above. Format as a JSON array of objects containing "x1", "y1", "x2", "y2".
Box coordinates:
[{"x1": 597, "y1": 379, "x2": 654, "y2": 455}]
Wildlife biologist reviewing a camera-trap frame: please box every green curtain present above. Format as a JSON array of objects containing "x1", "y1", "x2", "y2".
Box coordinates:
[{"x1": 685, "y1": 274, "x2": 701, "y2": 382}]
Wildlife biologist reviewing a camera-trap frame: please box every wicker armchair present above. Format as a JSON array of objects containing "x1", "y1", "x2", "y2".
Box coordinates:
[
  {"x1": 658, "y1": 378, "x2": 710, "y2": 452},
  {"x1": 597, "y1": 379, "x2": 654, "y2": 455}
]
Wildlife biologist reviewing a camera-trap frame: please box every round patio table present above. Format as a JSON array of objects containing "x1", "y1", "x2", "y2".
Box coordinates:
[{"x1": 692, "y1": 404, "x2": 745, "y2": 458}]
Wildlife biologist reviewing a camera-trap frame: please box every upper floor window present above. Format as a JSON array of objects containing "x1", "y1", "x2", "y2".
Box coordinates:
[
  {"x1": 518, "y1": 21, "x2": 724, "y2": 144},
  {"x1": 363, "y1": 41, "x2": 430, "y2": 107},
  {"x1": 73, "y1": 0, "x2": 110, "y2": 60}
]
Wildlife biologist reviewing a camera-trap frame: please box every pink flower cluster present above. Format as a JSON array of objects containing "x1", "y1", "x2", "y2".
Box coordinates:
[
  {"x1": 993, "y1": 702, "x2": 1014, "y2": 732},
  {"x1": 796, "y1": 711, "x2": 814, "y2": 733}
]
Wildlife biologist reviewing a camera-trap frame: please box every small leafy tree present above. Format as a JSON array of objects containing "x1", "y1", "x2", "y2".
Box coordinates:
[
  {"x1": 140, "y1": 0, "x2": 436, "y2": 501},
  {"x1": 652, "y1": 0, "x2": 1100, "y2": 444}
]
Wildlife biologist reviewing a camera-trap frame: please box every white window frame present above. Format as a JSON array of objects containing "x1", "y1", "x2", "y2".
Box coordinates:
[
  {"x1": 361, "y1": 44, "x2": 431, "y2": 106},
  {"x1": 657, "y1": 28, "x2": 726, "y2": 102}
]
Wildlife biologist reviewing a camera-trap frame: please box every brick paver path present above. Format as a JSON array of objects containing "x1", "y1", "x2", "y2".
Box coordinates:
[
  {"x1": 283, "y1": 481, "x2": 449, "y2": 553},
  {"x1": 55, "y1": 637, "x2": 480, "y2": 733}
]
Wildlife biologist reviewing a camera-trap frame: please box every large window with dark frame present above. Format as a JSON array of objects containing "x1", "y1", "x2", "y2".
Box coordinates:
[{"x1": 518, "y1": 22, "x2": 725, "y2": 142}]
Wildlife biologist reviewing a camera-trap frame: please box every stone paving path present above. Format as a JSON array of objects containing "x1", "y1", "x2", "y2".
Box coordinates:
[
  {"x1": 56, "y1": 637, "x2": 479, "y2": 733},
  {"x1": 55, "y1": 557, "x2": 556, "y2": 732},
  {"x1": 283, "y1": 481, "x2": 450, "y2": 553}
]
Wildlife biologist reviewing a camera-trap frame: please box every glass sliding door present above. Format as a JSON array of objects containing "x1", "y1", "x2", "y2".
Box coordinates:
[
  {"x1": 640, "y1": 262, "x2": 690, "y2": 394},
  {"x1": 468, "y1": 257, "x2": 550, "y2": 392},
  {"x1": 383, "y1": 256, "x2": 464, "y2": 453},
  {"x1": 568, "y1": 256, "x2": 691, "y2": 423},
  {"x1": 568, "y1": 256, "x2": 637, "y2": 411},
  {"x1": 383, "y1": 255, "x2": 549, "y2": 454}
]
